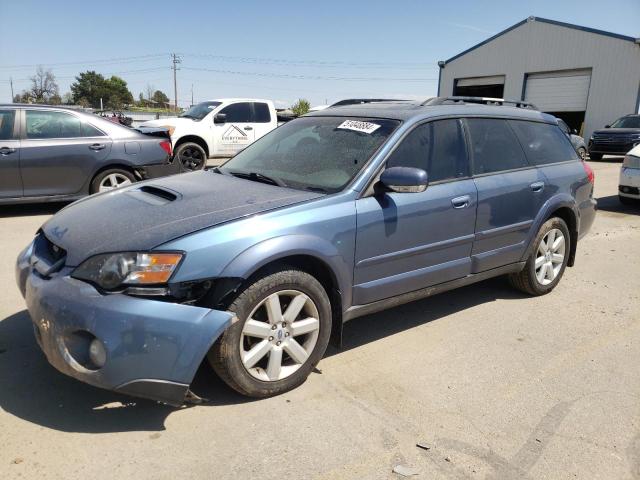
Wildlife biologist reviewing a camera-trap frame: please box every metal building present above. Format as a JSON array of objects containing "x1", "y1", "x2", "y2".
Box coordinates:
[{"x1": 437, "y1": 16, "x2": 640, "y2": 138}]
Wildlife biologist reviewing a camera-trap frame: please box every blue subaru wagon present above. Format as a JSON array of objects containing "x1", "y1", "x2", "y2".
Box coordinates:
[{"x1": 16, "y1": 97, "x2": 597, "y2": 405}]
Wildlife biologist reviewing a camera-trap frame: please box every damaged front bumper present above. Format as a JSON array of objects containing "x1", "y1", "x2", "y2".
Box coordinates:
[{"x1": 16, "y1": 246, "x2": 233, "y2": 406}]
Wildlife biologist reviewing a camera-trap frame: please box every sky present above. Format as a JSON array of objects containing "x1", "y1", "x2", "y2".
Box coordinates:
[{"x1": 1, "y1": 0, "x2": 639, "y2": 108}]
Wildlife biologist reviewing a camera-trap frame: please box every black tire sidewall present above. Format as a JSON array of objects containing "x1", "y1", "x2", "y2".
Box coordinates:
[
  {"x1": 176, "y1": 142, "x2": 206, "y2": 171},
  {"x1": 90, "y1": 168, "x2": 135, "y2": 194},
  {"x1": 525, "y1": 217, "x2": 570, "y2": 295},
  {"x1": 210, "y1": 270, "x2": 332, "y2": 397}
]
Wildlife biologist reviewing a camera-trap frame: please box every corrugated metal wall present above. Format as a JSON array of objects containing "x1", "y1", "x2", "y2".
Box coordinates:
[{"x1": 439, "y1": 18, "x2": 640, "y2": 139}]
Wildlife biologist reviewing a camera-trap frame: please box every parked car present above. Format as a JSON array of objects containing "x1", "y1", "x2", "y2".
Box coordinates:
[
  {"x1": 141, "y1": 99, "x2": 278, "y2": 171},
  {"x1": 96, "y1": 110, "x2": 133, "y2": 127},
  {"x1": 0, "y1": 105, "x2": 179, "y2": 204},
  {"x1": 556, "y1": 118, "x2": 587, "y2": 160},
  {"x1": 619, "y1": 143, "x2": 640, "y2": 204},
  {"x1": 16, "y1": 97, "x2": 596, "y2": 405},
  {"x1": 588, "y1": 114, "x2": 640, "y2": 160}
]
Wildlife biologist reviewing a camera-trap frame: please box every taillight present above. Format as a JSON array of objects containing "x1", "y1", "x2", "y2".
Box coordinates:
[
  {"x1": 159, "y1": 140, "x2": 172, "y2": 156},
  {"x1": 582, "y1": 160, "x2": 595, "y2": 184}
]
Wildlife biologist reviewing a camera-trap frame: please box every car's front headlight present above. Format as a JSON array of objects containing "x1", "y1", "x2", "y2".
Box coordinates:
[{"x1": 72, "y1": 252, "x2": 183, "y2": 290}]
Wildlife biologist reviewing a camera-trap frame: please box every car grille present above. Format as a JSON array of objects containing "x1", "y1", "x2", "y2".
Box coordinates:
[
  {"x1": 592, "y1": 134, "x2": 639, "y2": 144},
  {"x1": 32, "y1": 232, "x2": 67, "y2": 277}
]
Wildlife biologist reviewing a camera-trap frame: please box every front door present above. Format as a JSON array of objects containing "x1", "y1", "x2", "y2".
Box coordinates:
[
  {"x1": 354, "y1": 119, "x2": 477, "y2": 305},
  {"x1": 213, "y1": 102, "x2": 256, "y2": 157},
  {"x1": 20, "y1": 109, "x2": 112, "y2": 197},
  {"x1": 0, "y1": 109, "x2": 22, "y2": 198},
  {"x1": 464, "y1": 118, "x2": 544, "y2": 272}
]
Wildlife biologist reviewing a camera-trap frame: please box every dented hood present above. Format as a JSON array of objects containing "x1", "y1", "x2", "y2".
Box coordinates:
[{"x1": 42, "y1": 171, "x2": 322, "y2": 265}]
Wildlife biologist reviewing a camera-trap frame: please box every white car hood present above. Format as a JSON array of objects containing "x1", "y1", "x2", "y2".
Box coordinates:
[{"x1": 141, "y1": 117, "x2": 193, "y2": 128}]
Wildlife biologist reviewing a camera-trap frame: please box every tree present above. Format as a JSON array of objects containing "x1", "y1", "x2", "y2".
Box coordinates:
[
  {"x1": 152, "y1": 90, "x2": 170, "y2": 105},
  {"x1": 105, "y1": 76, "x2": 133, "y2": 109},
  {"x1": 291, "y1": 98, "x2": 310, "y2": 116},
  {"x1": 145, "y1": 84, "x2": 155, "y2": 100},
  {"x1": 28, "y1": 66, "x2": 59, "y2": 103},
  {"x1": 70, "y1": 71, "x2": 133, "y2": 109}
]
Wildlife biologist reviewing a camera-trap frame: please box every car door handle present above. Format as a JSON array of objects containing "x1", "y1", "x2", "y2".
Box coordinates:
[
  {"x1": 244, "y1": 126, "x2": 253, "y2": 131},
  {"x1": 451, "y1": 195, "x2": 471, "y2": 209},
  {"x1": 89, "y1": 143, "x2": 106, "y2": 151},
  {"x1": 530, "y1": 181, "x2": 545, "y2": 192},
  {"x1": 0, "y1": 147, "x2": 16, "y2": 155}
]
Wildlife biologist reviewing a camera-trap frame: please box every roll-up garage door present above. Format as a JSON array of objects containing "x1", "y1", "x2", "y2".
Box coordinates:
[
  {"x1": 524, "y1": 69, "x2": 591, "y2": 112},
  {"x1": 456, "y1": 75, "x2": 505, "y2": 87}
]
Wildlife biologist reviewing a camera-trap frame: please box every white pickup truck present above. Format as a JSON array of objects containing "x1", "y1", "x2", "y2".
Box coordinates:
[{"x1": 142, "y1": 98, "x2": 277, "y2": 170}]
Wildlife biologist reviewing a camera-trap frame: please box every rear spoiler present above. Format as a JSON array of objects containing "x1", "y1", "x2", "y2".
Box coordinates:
[{"x1": 134, "y1": 126, "x2": 172, "y2": 140}]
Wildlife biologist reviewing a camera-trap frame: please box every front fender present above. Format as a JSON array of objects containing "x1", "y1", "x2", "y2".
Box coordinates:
[{"x1": 220, "y1": 234, "x2": 353, "y2": 308}]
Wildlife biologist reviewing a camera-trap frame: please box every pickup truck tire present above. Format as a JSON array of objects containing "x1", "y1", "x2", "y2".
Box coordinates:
[
  {"x1": 208, "y1": 268, "x2": 332, "y2": 398},
  {"x1": 175, "y1": 142, "x2": 207, "y2": 171},
  {"x1": 589, "y1": 152, "x2": 602, "y2": 161},
  {"x1": 509, "y1": 217, "x2": 570, "y2": 296}
]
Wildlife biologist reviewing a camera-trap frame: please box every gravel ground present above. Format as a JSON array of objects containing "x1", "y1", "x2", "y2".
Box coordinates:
[{"x1": 0, "y1": 159, "x2": 638, "y2": 480}]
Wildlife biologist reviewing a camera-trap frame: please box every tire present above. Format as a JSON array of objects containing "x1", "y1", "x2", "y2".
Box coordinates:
[
  {"x1": 208, "y1": 268, "x2": 332, "y2": 398},
  {"x1": 589, "y1": 152, "x2": 602, "y2": 161},
  {"x1": 90, "y1": 168, "x2": 135, "y2": 194},
  {"x1": 577, "y1": 147, "x2": 587, "y2": 161},
  {"x1": 619, "y1": 195, "x2": 636, "y2": 205},
  {"x1": 509, "y1": 217, "x2": 570, "y2": 296},
  {"x1": 175, "y1": 142, "x2": 207, "y2": 171}
]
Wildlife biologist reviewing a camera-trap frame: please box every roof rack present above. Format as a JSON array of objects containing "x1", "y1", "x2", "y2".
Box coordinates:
[
  {"x1": 421, "y1": 96, "x2": 538, "y2": 110},
  {"x1": 330, "y1": 98, "x2": 409, "y2": 107}
]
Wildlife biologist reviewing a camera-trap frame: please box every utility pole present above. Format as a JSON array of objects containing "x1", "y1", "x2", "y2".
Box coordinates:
[
  {"x1": 191, "y1": 83, "x2": 194, "y2": 107},
  {"x1": 171, "y1": 53, "x2": 181, "y2": 112},
  {"x1": 10, "y1": 77, "x2": 14, "y2": 102}
]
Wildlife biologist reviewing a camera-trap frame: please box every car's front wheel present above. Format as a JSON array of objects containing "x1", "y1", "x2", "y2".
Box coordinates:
[
  {"x1": 509, "y1": 217, "x2": 570, "y2": 296},
  {"x1": 208, "y1": 268, "x2": 332, "y2": 397},
  {"x1": 577, "y1": 147, "x2": 587, "y2": 160},
  {"x1": 175, "y1": 142, "x2": 207, "y2": 171}
]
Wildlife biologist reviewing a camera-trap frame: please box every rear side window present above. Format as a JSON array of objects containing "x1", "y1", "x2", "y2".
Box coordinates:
[
  {"x1": 465, "y1": 118, "x2": 528, "y2": 174},
  {"x1": 83, "y1": 122, "x2": 106, "y2": 137},
  {"x1": 386, "y1": 119, "x2": 469, "y2": 182},
  {"x1": 0, "y1": 110, "x2": 15, "y2": 140},
  {"x1": 253, "y1": 103, "x2": 271, "y2": 123},
  {"x1": 25, "y1": 110, "x2": 83, "y2": 139},
  {"x1": 510, "y1": 120, "x2": 578, "y2": 165},
  {"x1": 220, "y1": 102, "x2": 252, "y2": 123}
]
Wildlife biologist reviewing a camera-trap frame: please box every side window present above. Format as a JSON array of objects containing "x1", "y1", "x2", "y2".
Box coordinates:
[
  {"x1": 82, "y1": 122, "x2": 106, "y2": 137},
  {"x1": 510, "y1": 120, "x2": 578, "y2": 165},
  {"x1": 25, "y1": 110, "x2": 82, "y2": 139},
  {"x1": 253, "y1": 103, "x2": 271, "y2": 123},
  {"x1": 465, "y1": 118, "x2": 528, "y2": 174},
  {"x1": 386, "y1": 119, "x2": 468, "y2": 182},
  {"x1": 220, "y1": 103, "x2": 252, "y2": 123},
  {"x1": 0, "y1": 110, "x2": 16, "y2": 140}
]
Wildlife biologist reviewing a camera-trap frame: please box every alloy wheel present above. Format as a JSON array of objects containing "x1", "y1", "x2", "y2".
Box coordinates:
[
  {"x1": 99, "y1": 173, "x2": 132, "y2": 192},
  {"x1": 179, "y1": 147, "x2": 205, "y2": 171},
  {"x1": 535, "y1": 228, "x2": 565, "y2": 286},
  {"x1": 240, "y1": 289, "x2": 320, "y2": 382}
]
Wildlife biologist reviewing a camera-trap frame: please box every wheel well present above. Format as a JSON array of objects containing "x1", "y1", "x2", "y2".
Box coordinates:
[
  {"x1": 549, "y1": 207, "x2": 578, "y2": 267},
  {"x1": 174, "y1": 135, "x2": 209, "y2": 157}
]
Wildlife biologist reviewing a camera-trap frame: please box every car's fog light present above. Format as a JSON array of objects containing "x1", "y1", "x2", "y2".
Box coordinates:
[{"x1": 89, "y1": 339, "x2": 107, "y2": 368}]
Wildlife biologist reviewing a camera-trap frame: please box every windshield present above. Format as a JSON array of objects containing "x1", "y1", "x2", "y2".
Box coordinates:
[
  {"x1": 220, "y1": 116, "x2": 400, "y2": 192},
  {"x1": 610, "y1": 117, "x2": 640, "y2": 129},
  {"x1": 180, "y1": 101, "x2": 222, "y2": 120}
]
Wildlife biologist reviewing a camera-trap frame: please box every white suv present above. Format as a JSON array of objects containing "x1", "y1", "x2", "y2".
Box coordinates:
[
  {"x1": 142, "y1": 99, "x2": 277, "y2": 170},
  {"x1": 619, "y1": 144, "x2": 640, "y2": 204}
]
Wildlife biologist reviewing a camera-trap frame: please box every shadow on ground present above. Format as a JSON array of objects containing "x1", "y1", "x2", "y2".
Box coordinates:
[
  {"x1": 596, "y1": 194, "x2": 640, "y2": 216},
  {"x1": 0, "y1": 277, "x2": 524, "y2": 434},
  {"x1": 0, "y1": 202, "x2": 69, "y2": 218}
]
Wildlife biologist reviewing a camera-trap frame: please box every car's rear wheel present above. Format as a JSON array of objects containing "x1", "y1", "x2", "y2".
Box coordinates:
[
  {"x1": 589, "y1": 152, "x2": 602, "y2": 161},
  {"x1": 208, "y1": 268, "x2": 332, "y2": 397},
  {"x1": 577, "y1": 147, "x2": 587, "y2": 160},
  {"x1": 175, "y1": 142, "x2": 207, "y2": 171},
  {"x1": 90, "y1": 168, "x2": 135, "y2": 194},
  {"x1": 509, "y1": 217, "x2": 570, "y2": 296}
]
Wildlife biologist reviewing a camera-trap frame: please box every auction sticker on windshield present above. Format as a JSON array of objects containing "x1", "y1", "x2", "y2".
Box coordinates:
[{"x1": 337, "y1": 120, "x2": 381, "y2": 134}]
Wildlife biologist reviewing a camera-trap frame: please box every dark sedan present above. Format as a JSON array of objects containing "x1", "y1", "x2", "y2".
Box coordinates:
[{"x1": 0, "y1": 105, "x2": 181, "y2": 204}]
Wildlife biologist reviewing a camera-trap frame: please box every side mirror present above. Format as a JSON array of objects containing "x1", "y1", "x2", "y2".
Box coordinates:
[
  {"x1": 214, "y1": 113, "x2": 227, "y2": 124},
  {"x1": 379, "y1": 166, "x2": 428, "y2": 193},
  {"x1": 604, "y1": 124, "x2": 610, "y2": 128}
]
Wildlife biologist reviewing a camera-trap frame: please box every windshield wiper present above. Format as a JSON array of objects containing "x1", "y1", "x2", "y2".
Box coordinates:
[{"x1": 226, "y1": 170, "x2": 287, "y2": 187}]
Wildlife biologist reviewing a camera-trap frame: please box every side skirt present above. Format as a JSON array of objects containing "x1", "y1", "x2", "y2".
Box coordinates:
[{"x1": 343, "y1": 262, "x2": 525, "y2": 322}]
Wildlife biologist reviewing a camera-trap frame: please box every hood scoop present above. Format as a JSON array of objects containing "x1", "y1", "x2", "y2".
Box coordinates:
[{"x1": 125, "y1": 185, "x2": 181, "y2": 205}]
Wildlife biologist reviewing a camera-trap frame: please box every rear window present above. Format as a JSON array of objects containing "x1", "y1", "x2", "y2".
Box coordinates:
[
  {"x1": 510, "y1": 120, "x2": 578, "y2": 165},
  {"x1": 465, "y1": 118, "x2": 528, "y2": 174},
  {"x1": 0, "y1": 110, "x2": 15, "y2": 140}
]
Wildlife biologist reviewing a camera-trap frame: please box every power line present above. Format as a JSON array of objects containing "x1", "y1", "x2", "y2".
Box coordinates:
[{"x1": 0, "y1": 54, "x2": 170, "y2": 71}]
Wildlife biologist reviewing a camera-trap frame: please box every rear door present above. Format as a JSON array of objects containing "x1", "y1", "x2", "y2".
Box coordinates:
[
  {"x1": 20, "y1": 109, "x2": 112, "y2": 197},
  {"x1": 213, "y1": 102, "x2": 255, "y2": 157},
  {"x1": 0, "y1": 108, "x2": 22, "y2": 198},
  {"x1": 252, "y1": 102, "x2": 273, "y2": 140},
  {"x1": 354, "y1": 119, "x2": 477, "y2": 305},
  {"x1": 466, "y1": 118, "x2": 545, "y2": 272}
]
